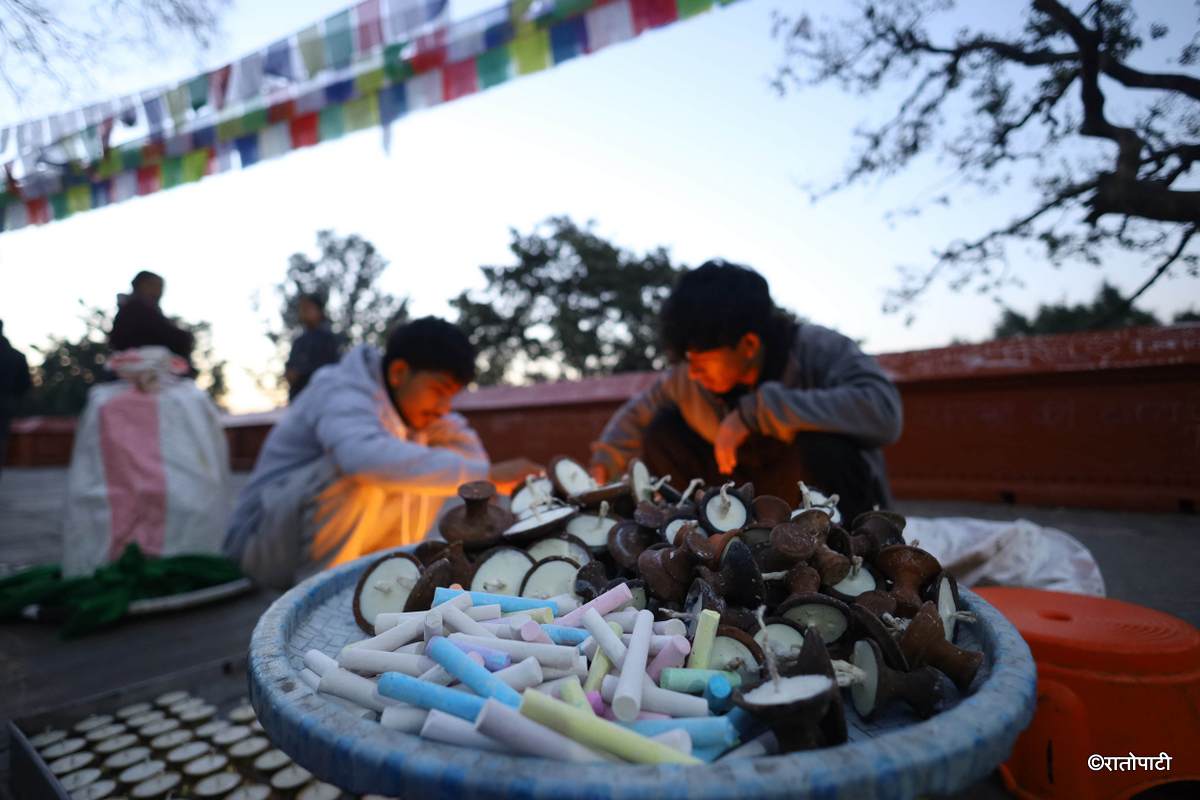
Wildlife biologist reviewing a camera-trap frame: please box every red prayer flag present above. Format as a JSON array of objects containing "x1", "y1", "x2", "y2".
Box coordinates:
[
  {"x1": 136, "y1": 164, "x2": 161, "y2": 195},
  {"x1": 290, "y1": 113, "x2": 320, "y2": 148},
  {"x1": 410, "y1": 30, "x2": 447, "y2": 74},
  {"x1": 631, "y1": 0, "x2": 678, "y2": 33},
  {"x1": 442, "y1": 58, "x2": 479, "y2": 102},
  {"x1": 267, "y1": 99, "x2": 296, "y2": 124},
  {"x1": 26, "y1": 197, "x2": 50, "y2": 224},
  {"x1": 210, "y1": 65, "x2": 233, "y2": 111},
  {"x1": 140, "y1": 140, "x2": 165, "y2": 164}
]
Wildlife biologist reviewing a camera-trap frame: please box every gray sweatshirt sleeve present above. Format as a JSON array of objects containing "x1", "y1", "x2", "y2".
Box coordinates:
[
  {"x1": 738, "y1": 326, "x2": 903, "y2": 448},
  {"x1": 589, "y1": 370, "x2": 680, "y2": 477}
]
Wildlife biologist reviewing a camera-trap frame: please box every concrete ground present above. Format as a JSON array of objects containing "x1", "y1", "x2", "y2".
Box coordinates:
[{"x1": 1, "y1": 467, "x2": 1196, "y2": 799}]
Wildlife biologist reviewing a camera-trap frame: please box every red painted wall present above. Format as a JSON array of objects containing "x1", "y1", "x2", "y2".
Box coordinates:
[{"x1": 7, "y1": 325, "x2": 1199, "y2": 512}]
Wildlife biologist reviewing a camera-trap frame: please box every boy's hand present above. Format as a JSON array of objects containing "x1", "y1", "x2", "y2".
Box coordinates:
[
  {"x1": 589, "y1": 463, "x2": 609, "y2": 484},
  {"x1": 489, "y1": 457, "x2": 545, "y2": 494},
  {"x1": 714, "y1": 411, "x2": 750, "y2": 475}
]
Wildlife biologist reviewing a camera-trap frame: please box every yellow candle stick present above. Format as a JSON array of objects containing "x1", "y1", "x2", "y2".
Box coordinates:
[
  {"x1": 558, "y1": 676, "x2": 594, "y2": 716},
  {"x1": 583, "y1": 622, "x2": 623, "y2": 693},
  {"x1": 685, "y1": 609, "x2": 721, "y2": 670}
]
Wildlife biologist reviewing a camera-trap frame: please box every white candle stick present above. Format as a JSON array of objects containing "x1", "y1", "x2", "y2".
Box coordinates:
[
  {"x1": 338, "y1": 648, "x2": 435, "y2": 678},
  {"x1": 423, "y1": 609, "x2": 444, "y2": 643},
  {"x1": 379, "y1": 706, "x2": 428, "y2": 734},
  {"x1": 442, "y1": 603, "x2": 498, "y2": 639},
  {"x1": 447, "y1": 633, "x2": 579, "y2": 670},
  {"x1": 475, "y1": 698, "x2": 613, "y2": 763},
  {"x1": 317, "y1": 669, "x2": 397, "y2": 713},
  {"x1": 612, "y1": 610, "x2": 653, "y2": 722},
  {"x1": 600, "y1": 675, "x2": 710, "y2": 718},
  {"x1": 352, "y1": 616, "x2": 424, "y2": 652},
  {"x1": 420, "y1": 710, "x2": 513, "y2": 752},
  {"x1": 303, "y1": 650, "x2": 337, "y2": 678},
  {"x1": 582, "y1": 608, "x2": 628, "y2": 668}
]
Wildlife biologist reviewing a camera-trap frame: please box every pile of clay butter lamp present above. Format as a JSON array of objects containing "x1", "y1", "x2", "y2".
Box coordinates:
[{"x1": 316, "y1": 457, "x2": 984, "y2": 763}]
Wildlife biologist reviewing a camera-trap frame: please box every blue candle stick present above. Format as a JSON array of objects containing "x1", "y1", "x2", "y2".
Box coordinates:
[
  {"x1": 704, "y1": 674, "x2": 734, "y2": 713},
  {"x1": 541, "y1": 624, "x2": 590, "y2": 647},
  {"x1": 427, "y1": 637, "x2": 522, "y2": 708},
  {"x1": 432, "y1": 588, "x2": 558, "y2": 615},
  {"x1": 618, "y1": 717, "x2": 739, "y2": 749},
  {"x1": 377, "y1": 672, "x2": 485, "y2": 721}
]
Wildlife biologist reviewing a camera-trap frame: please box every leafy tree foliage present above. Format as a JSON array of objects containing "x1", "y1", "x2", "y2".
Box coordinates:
[
  {"x1": 992, "y1": 281, "x2": 1160, "y2": 338},
  {"x1": 773, "y1": 0, "x2": 1199, "y2": 322},
  {"x1": 450, "y1": 217, "x2": 686, "y2": 385}
]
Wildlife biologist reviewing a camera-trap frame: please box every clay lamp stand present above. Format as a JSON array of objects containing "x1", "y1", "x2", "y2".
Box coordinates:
[
  {"x1": 440, "y1": 541, "x2": 476, "y2": 586},
  {"x1": 574, "y1": 560, "x2": 610, "y2": 601},
  {"x1": 684, "y1": 528, "x2": 741, "y2": 568},
  {"x1": 352, "y1": 553, "x2": 423, "y2": 633},
  {"x1": 848, "y1": 639, "x2": 946, "y2": 720},
  {"x1": 413, "y1": 540, "x2": 449, "y2": 566},
  {"x1": 899, "y1": 601, "x2": 984, "y2": 693},
  {"x1": 405, "y1": 557, "x2": 454, "y2": 612},
  {"x1": 661, "y1": 509, "x2": 702, "y2": 547},
  {"x1": 694, "y1": 539, "x2": 765, "y2": 608},
  {"x1": 610, "y1": 577, "x2": 648, "y2": 611},
  {"x1": 633, "y1": 501, "x2": 671, "y2": 531},
  {"x1": 563, "y1": 501, "x2": 622, "y2": 553},
  {"x1": 777, "y1": 593, "x2": 852, "y2": 646},
  {"x1": 875, "y1": 545, "x2": 942, "y2": 617},
  {"x1": 676, "y1": 578, "x2": 726, "y2": 638},
  {"x1": 751, "y1": 494, "x2": 793, "y2": 527},
  {"x1": 608, "y1": 520, "x2": 659, "y2": 571},
  {"x1": 698, "y1": 482, "x2": 753, "y2": 535},
  {"x1": 637, "y1": 542, "x2": 697, "y2": 604},
  {"x1": 849, "y1": 604, "x2": 909, "y2": 671},
  {"x1": 761, "y1": 559, "x2": 821, "y2": 607},
  {"x1": 469, "y1": 546, "x2": 534, "y2": 595},
  {"x1": 855, "y1": 590, "x2": 898, "y2": 618},
  {"x1": 733, "y1": 673, "x2": 835, "y2": 753},
  {"x1": 924, "y1": 571, "x2": 972, "y2": 643},
  {"x1": 438, "y1": 481, "x2": 516, "y2": 551},
  {"x1": 792, "y1": 481, "x2": 843, "y2": 525},
  {"x1": 821, "y1": 531, "x2": 881, "y2": 603},
  {"x1": 848, "y1": 510, "x2": 906, "y2": 561},
  {"x1": 778, "y1": 513, "x2": 851, "y2": 586}
]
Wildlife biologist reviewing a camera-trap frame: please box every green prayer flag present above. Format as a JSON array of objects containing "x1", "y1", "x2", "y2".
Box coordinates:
[
  {"x1": 216, "y1": 117, "x2": 245, "y2": 141},
  {"x1": 188, "y1": 75, "x2": 209, "y2": 110},
  {"x1": 67, "y1": 184, "x2": 91, "y2": 213},
  {"x1": 477, "y1": 46, "x2": 511, "y2": 89},
  {"x1": 120, "y1": 147, "x2": 142, "y2": 171},
  {"x1": 299, "y1": 25, "x2": 326, "y2": 76},
  {"x1": 511, "y1": 31, "x2": 551, "y2": 76},
  {"x1": 384, "y1": 43, "x2": 413, "y2": 83},
  {"x1": 50, "y1": 193, "x2": 69, "y2": 220},
  {"x1": 678, "y1": 0, "x2": 714, "y2": 17},
  {"x1": 240, "y1": 107, "x2": 269, "y2": 134},
  {"x1": 97, "y1": 149, "x2": 123, "y2": 179},
  {"x1": 161, "y1": 156, "x2": 183, "y2": 189},
  {"x1": 181, "y1": 150, "x2": 207, "y2": 183},
  {"x1": 319, "y1": 104, "x2": 345, "y2": 141},
  {"x1": 550, "y1": 0, "x2": 593, "y2": 21},
  {"x1": 343, "y1": 94, "x2": 380, "y2": 132},
  {"x1": 324, "y1": 11, "x2": 354, "y2": 69}
]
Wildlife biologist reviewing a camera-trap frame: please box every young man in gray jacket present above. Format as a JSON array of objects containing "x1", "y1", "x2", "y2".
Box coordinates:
[
  {"x1": 224, "y1": 317, "x2": 539, "y2": 588},
  {"x1": 589, "y1": 261, "x2": 902, "y2": 521}
]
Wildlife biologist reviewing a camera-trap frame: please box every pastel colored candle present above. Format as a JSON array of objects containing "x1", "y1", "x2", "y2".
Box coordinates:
[
  {"x1": 582, "y1": 622, "x2": 624, "y2": 692},
  {"x1": 421, "y1": 709, "x2": 512, "y2": 753},
  {"x1": 298, "y1": 669, "x2": 320, "y2": 691},
  {"x1": 442, "y1": 603, "x2": 498, "y2": 639},
  {"x1": 649, "y1": 728, "x2": 693, "y2": 755},
  {"x1": 582, "y1": 608, "x2": 627, "y2": 667},
  {"x1": 541, "y1": 654, "x2": 589, "y2": 679},
  {"x1": 541, "y1": 624, "x2": 589, "y2": 646},
  {"x1": 586, "y1": 691, "x2": 606, "y2": 716},
  {"x1": 434, "y1": 588, "x2": 557, "y2": 615},
  {"x1": 555, "y1": 583, "x2": 632, "y2": 628},
  {"x1": 303, "y1": 650, "x2": 337, "y2": 677},
  {"x1": 581, "y1": 633, "x2": 686, "y2": 659},
  {"x1": 475, "y1": 698, "x2": 610, "y2": 763},
  {"x1": 354, "y1": 616, "x2": 424, "y2": 652},
  {"x1": 447, "y1": 633, "x2": 579, "y2": 670},
  {"x1": 658, "y1": 668, "x2": 742, "y2": 694},
  {"x1": 318, "y1": 668, "x2": 396, "y2": 713},
  {"x1": 519, "y1": 690, "x2": 700, "y2": 765},
  {"x1": 546, "y1": 594, "x2": 580, "y2": 614},
  {"x1": 509, "y1": 607, "x2": 554, "y2": 624},
  {"x1": 604, "y1": 611, "x2": 687, "y2": 637},
  {"x1": 476, "y1": 620, "x2": 517, "y2": 639},
  {"x1": 612, "y1": 610, "x2": 653, "y2": 722},
  {"x1": 418, "y1": 664, "x2": 456, "y2": 686},
  {"x1": 516, "y1": 620, "x2": 553, "y2": 645},
  {"x1": 427, "y1": 637, "x2": 521, "y2": 708},
  {"x1": 704, "y1": 674, "x2": 734, "y2": 713},
  {"x1": 337, "y1": 648, "x2": 434, "y2": 677},
  {"x1": 686, "y1": 609, "x2": 721, "y2": 670},
  {"x1": 374, "y1": 604, "x2": 500, "y2": 633},
  {"x1": 451, "y1": 640, "x2": 512, "y2": 671},
  {"x1": 558, "y1": 676, "x2": 594, "y2": 716},
  {"x1": 423, "y1": 609, "x2": 444, "y2": 642},
  {"x1": 719, "y1": 730, "x2": 778, "y2": 760},
  {"x1": 646, "y1": 638, "x2": 691, "y2": 683},
  {"x1": 600, "y1": 675, "x2": 710, "y2": 718},
  {"x1": 620, "y1": 717, "x2": 739, "y2": 749},
  {"x1": 379, "y1": 706, "x2": 428, "y2": 734},
  {"x1": 377, "y1": 672, "x2": 486, "y2": 721}
]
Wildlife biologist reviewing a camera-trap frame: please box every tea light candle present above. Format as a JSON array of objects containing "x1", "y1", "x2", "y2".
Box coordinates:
[
  {"x1": 619, "y1": 717, "x2": 739, "y2": 749},
  {"x1": 227, "y1": 736, "x2": 270, "y2": 761},
  {"x1": 178, "y1": 704, "x2": 217, "y2": 726},
  {"x1": 40, "y1": 737, "x2": 87, "y2": 760},
  {"x1": 126, "y1": 710, "x2": 166, "y2": 728},
  {"x1": 227, "y1": 783, "x2": 272, "y2": 800},
  {"x1": 74, "y1": 715, "x2": 114, "y2": 734},
  {"x1": 227, "y1": 704, "x2": 256, "y2": 724},
  {"x1": 380, "y1": 705, "x2": 429, "y2": 733},
  {"x1": 474, "y1": 698, "x2": 611, "y2": 763},
  {"x1": 685, "y1": 609, "x2": 721, "y2": 670},
  {"x1": 117, "y1": 759, "x2": 166, "y2": 785},
  {"x1": 252, "y1": 748, "x2": 291, "y2": 774},
  {"x1": 103, "y1": 745, "x2": 151, "y2": 771},
  {"x1": 129, "y1": 771, "x2": 181, "y2": 799},
  {"x1": 27, "y1": 729, "x2": 67, "y2": 750},
  {"x1": 269, "y1": 764, "x2": 313, "y2": 792},
  {"x1": 427, "y1": 637, "x2": 522, "y2": 707},
  {"x1": 48, "y1": 751, "x2": 95, "y2": 776},
  {"x1": 71, "y1": 778, "x2": 118, "y2": 800},
  {"x1": 646, "y1": 638, "x2": 691, "y2": 683},
  {"x1": 446, "y1": 633, "x2": 579, "y2": 670},
  {"x1": 183, "y1": 752, "x2": 229, "y2": 777},
  {"x1": 149, "y1": 729, "x2": 193, "y2": 751},
  {"x1": 433, "y1": 588, "x2": 557, "y2": 615},
  {"x1": 612, "y1": 610, "x2": 654, "y2": 722},
  {"x1": 169, "y1": 696, "x2": 205, "y2": 714},
  {"x1": 420, "y1": 709, "x2": 512, "y2": 752},
  {"x1": 59, "y1": 766, "x2": 102, "y2": 793},
  {"x1": 519, "y1": 691, "x2": 700, "y2": 765},
  {"x1": 297, "y1": 781, "x2": 343, "y2": 800},
  {"x1": 210, "y1": 726, "x2": 252, "y2": 748},
  {"x1": 555, "y1": 583, "x2": 631, "y2": 628},
  {"x1": 83, "y1": 723, "x2": 126, "y2": 744},
  {"x1": 94, "y1": 732, "x2": 138, "y2": 755},
  {"x1": 138, "y1": 719, "x2": 181, "y2": 739},
  {"x1": 194, "y1": 720, "x2": 232, "y2": 740},
  {"x1": 166, "y1": 741, "x2": 212, "y2": 766},
  {"x1": 116, "y1": 702, "x2": 153, "y2": 720},
  {"x1": 337, "y1": 647, "x2": 435, "y2": 677},
  {"x1": 376, "y1": 672, "x2": 485, "y2": 721},
  {"x1": 154, "y1": 691, "x2": 189, "y2": 708},
  {"x1": 192, "y1": 771, "x2": 242, "y2": 798}
]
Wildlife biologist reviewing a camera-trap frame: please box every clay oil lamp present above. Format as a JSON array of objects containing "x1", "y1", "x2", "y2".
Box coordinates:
[
  {"x1": 698, "y1": 482, "x2": 752, "y2": 535},
  {"x1": 633, "y1": 499, "x2": 671, "y2": 530},
  {"x1": 855, "y1": 590, "x2": 898, "y2": 618},
  {"x1": 924, "y1": 571, "x2": 969, "y2": 643},
  {"x1": 719, "y1": 605, "x2": 761, "y2": 633},
  {"x1": 565, "y1": 501, "x2": 621, "y2": 552},
  {"x1": 776, "y1": 593, "x2": 852, "y2": 646},
  {"x1": 739, "y1": 525, "x2": 774, "y2": 549},
  {"x1": 848, "y1": 639, "x2": 946, "y2": 721},
  {"x1": 848, "y1": 510, "x2": 906, "y2": 561},
  {"x1": 684, "y1": 527, "x2": 740, "y2": 567},
  {"x1": 438, "y1": 481, "x2": 516, "y2": 551},
  {"x1": 875, "y1": 545, "x2": 942, "y2": 617},
  {"x1": 637, "y1": 547, "x2": 690, "y2": 604},
  {"x1": 510, "y1": 475, "x2": 555, "y2": 517},
  {"x1": 753, "y1": 617, "x2": 807, "y2": 661},
  {"x1": 782, "y1": 627, "x2": 848, "y2": 745},
  {"x1": 526, "y1": 532, "x2": 592, "y2": 567},
  {"x1": 751, "y1": 494, "x2": 792, "y2": 527},
  {"x1": 627, "y1": 458, "x2": 656, "y2": 504},
  {"x1": 570, "y1": 479, "x2": 630, "y2": 509},
  {"x1": 352, "y1": 552, "x2": 424, "y2": 632},
  {"x1": 500, "y1": 503, "x2": 577, "y2": 546},
  {"x1": 440, "y1": 540, "x2": 476, "y2": 586},
  {"x1": 849, "y1": 605, "x2": 908, "y2": 671},
  {"x1": 403, "y1": 557, "x2": 454, "y2": 612},
  {"x1": 660, "y1": 510, "x2": 701, "y2": 547},
  {"x1": 695, "y1": 538, "x2": 765, "y2": 608},
  {"x1": 734, "y1": 625, "x2": 837, "y2": 753},
  {"x1": 820, "y1": 533, "x2": 881, "y2": 603},
  {"x1": 899, "y1": 601, "x2": 984, "y2": 692},
  {"x1": 519, "y1": 557, "x2": 583, "y2": 599},
  {"x1": 681, "y1": 578, "x2": 726, "y2": 637},
  {"x1": 412, "y1": 539, "x2": 448, "y2": 566},
  {"x1": 573, "y1": 560, "x2": 610, "y2": 601},
  {"x1": 468, "y1": 546, "x2": 534, "y2": 595},
  {"x1": 708, "y1": 626, "x2": 765, "y2": 679},
  {"x1": 781, "y1": 512, "x2": 851, "y2": 586},
  {"x1": 548, "y1": 456, "x2": 597, "y2": 498},
  {"x1": 791, "y1": 481, "x2": 843, "y2": 525},
  {"x1": 608, "y1": 520, "x2": 659, "y2": 571}
]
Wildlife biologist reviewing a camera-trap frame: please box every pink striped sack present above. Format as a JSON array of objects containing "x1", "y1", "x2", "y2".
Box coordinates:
[{"x1": 62, "y1": 347, "x2": 232, "y2": 577}]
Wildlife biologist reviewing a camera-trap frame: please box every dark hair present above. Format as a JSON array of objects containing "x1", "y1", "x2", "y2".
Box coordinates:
[
  {"x1": 132, "y1": 270, "x2": 163, "y2": 289},
  {"x1": 297, "y1": 292, "x2": 326, "y2": 313},
  {"x1": 660, "y1": 260, "x2": 775, "y2": 358},
  {"x1": 383, "y1": 317, "x2": 476, "y2": 385}
]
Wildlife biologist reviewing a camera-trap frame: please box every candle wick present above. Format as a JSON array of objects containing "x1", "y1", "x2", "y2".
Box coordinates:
[
  {"x1": 756, "y1": 604, "x2": 782, "y2": 690},
  {"x1": 850, "y1": 556, "x2": 862, "y2": 578},
  {"x1": 831, "y1": 659, "x2": 866, "y2": 688},
  {"x1": 677, "y1": 478, "x2": 703, "y2": 508},
  {"x1": 798, "y1": 481, "x2": 812, "y2": 510},
  {"x1": 761, "y1": 571, "x2": 788, "y2": 581},
  {"x1": 950, "y1": 610, "x2": 978, "y2": 624},
  {"x1": 372, "y1": 581, "x2": 392, "y2": 594},
  {"x1": 650, "y1": 474, "x2": 671, "y2": 493},
  {"x1": 482, "y1": 580, "x2": 507, "y2": 593},
  {"x1": 598, "y1": 500, "x2": 609, "y2": 523},
  {"x1": 718, "y1": 481, "x2": 734, "y2": 514}
]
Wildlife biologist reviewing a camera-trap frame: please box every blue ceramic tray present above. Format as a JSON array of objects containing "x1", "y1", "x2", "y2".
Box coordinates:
[{"x1": 248, "y1": 548, "x2": 1037, "y2": 800}]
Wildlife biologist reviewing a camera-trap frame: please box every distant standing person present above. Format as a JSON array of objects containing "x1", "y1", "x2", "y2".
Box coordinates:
[
  {"x1": 285, "y1": 293, "x2": 343, "y2": 401},
  {"x1": 108, "y1": 270, "x2": 194, "y2": 363},
  {"x1": 0, "y1": 320, "x2": 33, "y2": 477}
]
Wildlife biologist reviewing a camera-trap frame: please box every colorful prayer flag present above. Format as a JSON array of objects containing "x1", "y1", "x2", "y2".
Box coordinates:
[
  {"x1": 290, "y1": 113, "x2": 320, "y2": 148},
  {"x1": 511, "y1": 31, "x2": 551, "y2": 75},
  {"x1": 319, "y1": 104, "x2": 346, "y2": 141},
  {"x1": 442, "y1": 58, "x2": 479, "y2": 101},
  {"x1": 549, "y1": 17, "x2": 588, "y2": 63},
  {"x1": 344, "y1": 93, "x2": 381, "y2": 131},
  {"x1": 356, "y1": 0, "x2": 384, "y2": 52},
  {"x1": 584, "y1": 0, "x2": 634, "y2": 51},
  {"x1": 325, "y1": 11, "x2": 355, "y2": 69},
  {"x1": 298, "y1": 25, "x2": 327, "y2": 76},
  {"x1": 476, "y1": 46, "x2": 511, "y2": 88}
]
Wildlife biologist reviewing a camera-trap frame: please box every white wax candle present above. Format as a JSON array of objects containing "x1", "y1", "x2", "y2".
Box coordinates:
[
  {"x1": 600, "y1": 675, "x2": 710, "y2": 718},
  {"x1": 375, "y1": 604, "x2": 501, "y2": 633},
  {"x1": 516, "y1": 620, "x2": 553, "y2": 644},
  {"x1": 446, "y1": 633, "x2": 579, "y2": 669},
  {"x1": 317, "y1": 669, "x2": 397, "y2": 713},
  {"x1": 420, "y1": 710, "x2": 512, "y2": 752},
  {"x1": 396, "y1": 641, "x2": 426, "y2": 654},
  {"x1": 352, "y1": 616, "x2": 424, "y2": 652},
  {"x1": 603, "y1": 611, "x2": 686, "y2": 637},
  {"x1": 418, "y1": 664, "x2": 456, "y2": 687},
  {"x1": 556, "y1": 583, "x2": 633, "y2": 628},
  {"x1": 423, "y1": 609, "x2": 444, "y2": 643},
  {"x1": 646, "y1": 637, "x2": 691, "y2": 682},
  {"x1": 649, "y1": 729, "x2": 693, "y2": 755},
  {"x1": 719, "y1": 730, "x2": 778, "y2": 760},
  {"x1": 581, "y1": 633, "x2": 689, "y2": 660},
  {"x1": 379, "y1": 706, "x2": 428, "y2": 734},
  {"x1": 546, "y1": 594, "x2": 580, "y2": 615},
  {"x1": 582, "y1": 608, "x2": 628, "y2": 668},
  {"x1": 442, "y1": 603, "x2": 497, "y2": 638},
  {"x1": 540, "y1": 655, "x2": 589, "y2": 679},
  {"x1": 492, "y1": 657, "x2": 544, "y2": 691},
  {"x1": 612, "y1": 610, "x2": 653, "y2": 721},
  {"x1": 303, "y1": 649, "x2": 337, "y2": 677},
  {"x1": 476, "y1": 620, "x2": 517, "y2": 639},
  {"x1": 337, "y1": 648, "x2": 435, "y2": 677},
  {"x1": 475, "y1": 698, "x2": 612, "y2": 763}
]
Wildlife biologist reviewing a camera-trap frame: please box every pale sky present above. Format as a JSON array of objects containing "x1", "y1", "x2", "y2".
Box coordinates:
[{"x1": 2, "y1": 0, "x2": 1197, "y2": 412}]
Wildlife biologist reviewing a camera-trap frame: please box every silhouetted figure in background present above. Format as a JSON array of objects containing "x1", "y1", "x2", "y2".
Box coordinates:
[
  {"x1": 109, "y1": 271, "x2": 194, "y2": 363},
  {"x1": 0, "y1": 320, "x2": 32, "y2": 477},
  {"x1": 285, "y1": 293, "x2": 342, "y2": 402}
]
